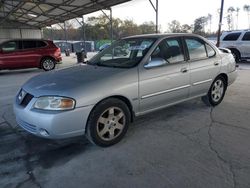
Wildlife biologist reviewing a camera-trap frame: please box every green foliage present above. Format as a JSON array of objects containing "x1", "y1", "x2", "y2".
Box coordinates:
[{"x1": 42, "y1": 15, "x2": 156, "y2": 41}]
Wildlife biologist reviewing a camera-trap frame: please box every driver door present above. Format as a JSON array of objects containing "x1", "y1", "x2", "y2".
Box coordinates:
[{"x1": 138, "y1": 37, "x2": 190, "y2": 113}]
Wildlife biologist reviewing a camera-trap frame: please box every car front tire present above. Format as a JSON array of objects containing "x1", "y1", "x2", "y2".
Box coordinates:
[
  {"x1": 86, "y1": 98, "x2": 131, "y2": 147},
  {"x1": 202, "y1": 76, "x2": 227, "y2": 106},
  {"x1": 41, "y1": 58, "x2": 56, "y2": 71}
]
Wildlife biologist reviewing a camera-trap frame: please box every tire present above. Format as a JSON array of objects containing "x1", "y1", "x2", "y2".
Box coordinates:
[
  {"x1": 41, "y1": 58, "x2": 56, "y2": 71},
  {"x1": 86, "y1": 98, "x2": 131, "y2": 147},
  {"x1": 230, "y1": 49, "x2": 240, "y2": 63},
  {"x1": 202, "y1": 76, "x2": 227, "y2": 106}
]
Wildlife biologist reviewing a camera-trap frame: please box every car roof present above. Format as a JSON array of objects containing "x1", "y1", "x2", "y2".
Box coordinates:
[
  {"x1": 123, "y1": 33, "x2": 203, "y2": 40},
  {"x1": 1, "y1": 39, "x2": 51, "y2": 43}
]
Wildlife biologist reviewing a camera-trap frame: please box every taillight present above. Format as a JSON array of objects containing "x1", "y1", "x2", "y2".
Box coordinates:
[{"x1": 55, "y1": 48, "x2": 61, "y2": 56}]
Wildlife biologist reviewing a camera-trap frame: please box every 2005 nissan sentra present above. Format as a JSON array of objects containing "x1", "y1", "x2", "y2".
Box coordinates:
[{"x1": 14, "y1": 34, "x2": 237, "y2": 147}]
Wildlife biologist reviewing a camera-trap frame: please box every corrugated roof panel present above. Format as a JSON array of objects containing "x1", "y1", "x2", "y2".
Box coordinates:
[
  {"x1": 71, "y1": 0, "x2": 92, "y2": 6},
  {"x1": 48, "y1": 8, "x2": 66, "y2": 16},
  {"x1": 0, "y1": 0, "x2": 131, "y2": 28}
]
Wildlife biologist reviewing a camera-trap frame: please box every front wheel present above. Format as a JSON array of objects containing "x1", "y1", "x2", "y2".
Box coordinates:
[
  {"x1": 86, "y1": 98, "x2": 131, "y2": 147},
  {"x1": 41, "y1": 58, "x2": 56, "y2": 71},
  {"x1": 202, "y1": 76, "x2": 227, "y2": 106}
]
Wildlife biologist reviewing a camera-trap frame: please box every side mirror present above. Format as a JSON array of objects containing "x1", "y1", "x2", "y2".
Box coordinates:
[{"x1": 144, "y1": 58, "x2": 167, "y2": 69}]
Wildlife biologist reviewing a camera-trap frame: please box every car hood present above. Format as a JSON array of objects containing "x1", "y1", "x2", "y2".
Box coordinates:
[{"x1": 22, "y1": 64, "x2": 130, "y2": 98}]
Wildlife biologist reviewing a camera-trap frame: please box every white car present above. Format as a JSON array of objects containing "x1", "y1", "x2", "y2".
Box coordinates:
[{"x1": 220, "y1": 30, "x2": 250, "y2": 62}]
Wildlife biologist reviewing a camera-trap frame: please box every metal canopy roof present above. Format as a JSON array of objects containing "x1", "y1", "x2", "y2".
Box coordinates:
[{"x1": 0, "y1": 0, "x2": 131, "y2": 29}]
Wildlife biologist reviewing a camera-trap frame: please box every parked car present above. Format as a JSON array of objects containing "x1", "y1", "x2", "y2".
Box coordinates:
[
  {"x1": 14, "y1": 34, "x2": 237, "y2": 147},
  {"x1": 0, "y1": 39, "x2": 62, "y2": 71},
  {"x1": 219, "y1": 30, "x2": 250, "y2": 62}
]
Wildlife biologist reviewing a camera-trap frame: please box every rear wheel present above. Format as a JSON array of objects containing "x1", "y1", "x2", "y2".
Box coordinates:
[
  {"x1": 86, "y1": 98, "x2": 131, "y2": 147},
  {"x1": 41, "y1": 58, "x2": 56, "y2": 71},
  {"x1": 202, "y1": 76, "x2": 227, "y2": 106}
]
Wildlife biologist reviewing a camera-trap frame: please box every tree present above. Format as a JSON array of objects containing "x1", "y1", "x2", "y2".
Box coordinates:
[
  {"x1": 227, "y1": 7, "x2": 235, "y2": 30},
  {"x1": 180, "y1": 24, "x2": 192, "y2": 33},
  {"x1": 193, "y1": 16, "x2": 207, "y2": 35},
  {"x1": 207, "y1": 14, "x2": 212, "y2": 33},
  {"x1": 235, "y1": 7, "x2": 240, "y2": 29},
  {"x1": 168, "y1": 20, "x2": 181, "y2": 33},
  {"x1": 243, "y1": 5, "x2": 250, "y2": 28},
  {"x1": 139, "y1": 21, "x2": 155, "y2": 34}
]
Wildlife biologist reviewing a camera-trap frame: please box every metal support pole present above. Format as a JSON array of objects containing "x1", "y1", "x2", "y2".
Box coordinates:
[
  {"x1": 149, "y1": 0, "x2": 159, "y2": 33},
  {"x1": 50, "y1": 26, "x2": 53, "y2": 40},
  {"x1": 82, "y1": 16, "x2": 86, "y2": 51},
  {"x1": 216, "y1": 0, "x2": 224, "y2": 47},
  {"x1": 156, "y1": 0, "x2": 158, "y2": 33},
  {"x1": 19, "y1": 29, "x2": 22, "y2": 39},
  {"x1": 64, "y1": 21, "x2": 67, "y2": 43},
  {"x1": 110, "y1": 8, "x2": 113, "y2": 43},
  {"x1": 101, "y1": 8, "x2": 113, "y2": 43}
]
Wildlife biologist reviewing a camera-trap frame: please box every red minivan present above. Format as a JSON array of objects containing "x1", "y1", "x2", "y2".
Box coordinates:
[{"x1": 0, "y1": 39, "x2": 62, "y2": 71}]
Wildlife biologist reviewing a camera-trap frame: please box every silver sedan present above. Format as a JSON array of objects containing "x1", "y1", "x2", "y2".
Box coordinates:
[{"x1": 14, "y1": 34, "x2": 237, "y2": 147}]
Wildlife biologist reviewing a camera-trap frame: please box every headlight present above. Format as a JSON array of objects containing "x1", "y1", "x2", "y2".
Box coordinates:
[{"x1": 34, "y1": 96, "x2": 75, "y2": 111}]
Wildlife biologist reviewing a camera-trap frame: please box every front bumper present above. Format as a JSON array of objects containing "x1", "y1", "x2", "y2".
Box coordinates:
[
  {"x1": 228, "y1": 69, "x2": 238, "y2": 86},
  {"x1": 14, "y1": 97, "x2": 94, "y2": 139}
]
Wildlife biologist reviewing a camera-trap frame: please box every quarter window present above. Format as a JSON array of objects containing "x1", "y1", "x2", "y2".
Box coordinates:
[
  {"x1": 36, "y1": 41, "x2": 47, "y2": 48},
  {"x1": 185, "y1": 38, "x2": 207, "y2": 60},
  {"x1": 223, "y1": 32, "x2": 241, "y2": 41},
  {"x1": 205, "y1": 44, "x2": 216, "y2": 57},
  {"x1": 242, "y1": 32, "x2": 250, "y2": 41}
]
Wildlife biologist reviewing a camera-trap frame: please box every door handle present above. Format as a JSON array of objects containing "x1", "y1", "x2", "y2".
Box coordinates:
[
  {"x1": 214, "y1": 61, "x2": 219, "y2": 66},
  {"x1": 181, "y1": 68, "x2": 188, "y2": 73}
]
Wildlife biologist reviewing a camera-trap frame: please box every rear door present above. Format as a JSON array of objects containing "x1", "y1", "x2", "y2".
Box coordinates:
[
  {"x1": 239, "y1": 32, "x2": 250, "y2": 59},
  {"x1": 0, "y1": 40, "x2": 22, "y2": 69},
  {"x1": 184, "y1": 37, "x2": 220, "y2": 97},
  {"x1": 17, "y1": 40, "x2": 41, "y2": 67},
  {"x1": 138, "y1": 37, "x2": 190, "y2": 113}
]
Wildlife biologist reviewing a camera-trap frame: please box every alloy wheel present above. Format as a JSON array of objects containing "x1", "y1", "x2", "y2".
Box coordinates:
[
  {"x1": 211, "y1": 79, "x2": 224, "y2": 102},
  {"x1": 96, "y1": 107, "x2": 125, "y2": 141}
]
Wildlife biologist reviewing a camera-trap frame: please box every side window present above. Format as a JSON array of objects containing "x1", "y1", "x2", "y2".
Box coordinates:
[
  {"x1": 1, "y1": 41, "x2": 19, "y2": 52},
  {"x1": 185, "y1": 38, "x2": 207, "y2": 60},
  {"x1": 223, "y1": 32, "x2": 241, "y2": 41},
  {"x1": 36, "y1": 41, "x2": 47, "y2": 48},
  {"x1": 23, "y1": 41, "x2": 37, "y2": 49},
  {"x1": 242, "y1": 32, "x2": 250, "y2": 41},
  {"x1": 205, "y1": 44, "x2": 216, "y2": 57},
  {"x1": 151, "y1": 38, "x2": 184, "y2": 63}
]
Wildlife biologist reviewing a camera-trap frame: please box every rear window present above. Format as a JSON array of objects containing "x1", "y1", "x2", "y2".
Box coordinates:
[
  {"x1": 23, "y1": 41, "x2": 37, "y2": 49},
  {"x1": 242, "y1": 32, "x2": 250, "y2": 41},
  {"x1": 223, "y1": 32, "x2": 241, "y2": 41}
]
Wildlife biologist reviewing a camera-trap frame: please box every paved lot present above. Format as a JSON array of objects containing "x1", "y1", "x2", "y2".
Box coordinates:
[{"x1": 0, "y1": 60, "x2": 250, "y2": 188}]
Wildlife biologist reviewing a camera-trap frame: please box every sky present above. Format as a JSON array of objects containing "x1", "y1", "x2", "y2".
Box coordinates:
[{"x1": 84, "y1": 0, "x2": 250, "y2": 32}]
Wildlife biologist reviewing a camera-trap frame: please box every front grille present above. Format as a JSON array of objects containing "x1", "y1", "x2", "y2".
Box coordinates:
[
  {"x1": 20, "y1": 93, "x2": 34, "y2": 107},
  {"x1": 16, "y1": 117, "x2": 37, "y2": 134}
]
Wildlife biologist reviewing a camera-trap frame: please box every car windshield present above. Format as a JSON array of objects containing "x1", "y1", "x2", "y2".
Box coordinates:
[{"x1": 88, "y1": 38, "x2": 156, "y2": 68}]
